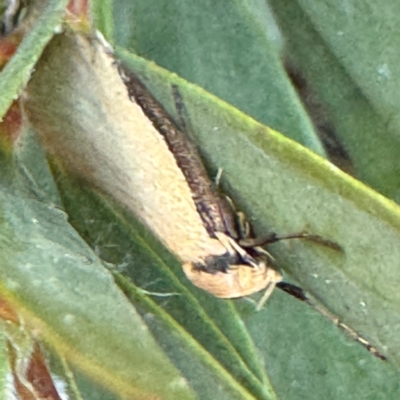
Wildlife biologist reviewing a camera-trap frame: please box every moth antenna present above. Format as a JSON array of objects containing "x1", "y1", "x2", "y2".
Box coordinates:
[
  {"x1": 215, "y1": 167, "x2": 223, "y2": 186},
  {"x1": 255, "y1": 282, "x2": 277, "y2": 311},
  {"x1": 253, "y1": 246, "x2": 275, "y2": 260}
]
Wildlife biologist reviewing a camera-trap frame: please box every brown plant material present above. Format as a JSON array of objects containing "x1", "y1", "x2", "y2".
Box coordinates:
[{"x1": 7, "y1": 340, "x2": 63, "y2": 400}]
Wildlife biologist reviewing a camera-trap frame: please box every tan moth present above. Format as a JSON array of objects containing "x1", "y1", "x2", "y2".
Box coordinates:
[{"x1": 118, "y1": 62, "x2": 284, "y2": 303}]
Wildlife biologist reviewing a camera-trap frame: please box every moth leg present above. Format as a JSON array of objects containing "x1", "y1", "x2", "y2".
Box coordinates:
[
  {"x1": 255, "y1": 275, "x2": 282, "y2": 311},
  {"x1": 255, "y1": 283, "x2": 275, "y2": 311},
  {"x1": 214, "y1": 167, "x2": 223, "y2": 186},
  {"x1": 230, "y1": 211, "x2": 275, "y2": 259},
  {"x1": 252, "y1": 246, "x2": 275, "y2": 260},
  {"x1": 214, "y1": 231, "x2": 259, "y2": 268},
  {"x1": 235, "y1": 211, "x2": 251, "y2": 239}
]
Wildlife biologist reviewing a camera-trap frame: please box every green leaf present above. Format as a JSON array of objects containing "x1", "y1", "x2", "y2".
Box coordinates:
[
  {"x1": 0, "y1": 0, "x2": 70, "y2": 120},
  {"x1": 117, "y1": 48, "x2": 400, "y2": 374},
  {"x1": 51, "y1": 353, "x2": 122, "y2": 400},
  {"x1": 1, "y1": 0, "x2": 399, "y2": 398},
  {"x1": 268, "y1": 0, "x2": 400, "y2": 203},
  {"x1": 238, "y1": 293, "x2": 400, "y2": 400},
  {"x1": 90, "y1": 0, "x2": 114, "y2": 43},
  {"x1": 110, "y1": 0, "x2": 326, "y2": 157},
  {"x1": 295, "y1": 0, "x2": 400, "y2": 134},
  {"x1": 7, "y1": 22, "x2": 400, "y2": 400}
]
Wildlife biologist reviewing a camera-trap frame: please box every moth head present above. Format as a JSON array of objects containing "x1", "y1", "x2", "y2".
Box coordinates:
[{"x1": 182, "y1": 261, "x2": 282, "y2": 299}]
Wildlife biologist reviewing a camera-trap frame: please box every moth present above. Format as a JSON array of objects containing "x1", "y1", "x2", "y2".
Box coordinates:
[{"x1": 119, "y1": 66, "x2": 283, "y2": 304}]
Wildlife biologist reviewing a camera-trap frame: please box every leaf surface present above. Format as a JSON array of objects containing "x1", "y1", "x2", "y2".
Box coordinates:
[{"x1": 109, "y1": 0, "x2": 325, "y2": 156}]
